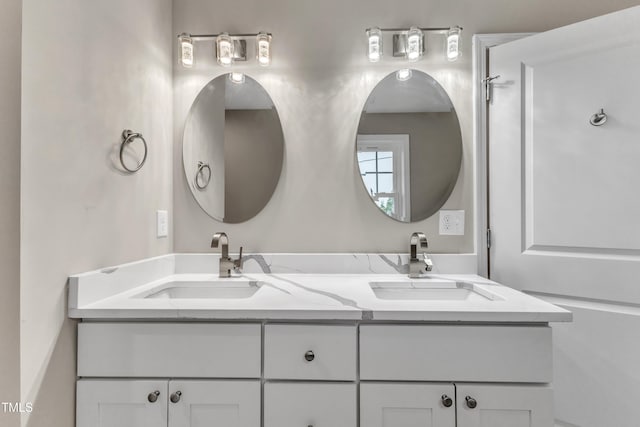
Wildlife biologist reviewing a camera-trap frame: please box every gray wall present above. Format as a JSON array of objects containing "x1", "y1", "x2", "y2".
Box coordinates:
[
  {"x1": 172, "y1": 0, "x2": 639, "y2": 254},
  {"x1": 21, "y1": 0, "x2": 173, "y2": 425},
  {"x1": 358, "y1": 112, "x2": 462, "y2": 221},
  {"x1": 224, "y1": 109, "x2": 284, "y2": 223},
  {"x1": 0, "y1": 0, "x2": 21, "y2": 426}
]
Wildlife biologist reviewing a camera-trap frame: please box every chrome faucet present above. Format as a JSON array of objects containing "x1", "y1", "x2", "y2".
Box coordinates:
[
  {"x1": 211, "y1": 232, "x2": 243, "y2": 278},
  {"x1": 409, "y1": 232, "x2": 433, "y2": 278}
]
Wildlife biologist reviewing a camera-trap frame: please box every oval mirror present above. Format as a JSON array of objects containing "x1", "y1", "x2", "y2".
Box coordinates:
[
  {"x1": 356, "y1": 69, "x2": 462, "y2": 222},
  {"x1": 183, "y1": 73, "x2": 284, "y2": 223}
]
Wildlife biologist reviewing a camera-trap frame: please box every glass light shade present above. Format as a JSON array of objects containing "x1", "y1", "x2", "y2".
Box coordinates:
[
  {"x1": 406, "y1": 26, "x2": 423, "y2": 62},
  {"x1": 179, "y1": 33, "x2": 194, "y2": 68},
  {"x1": 229, "y1": 72, "x2": 245, "y2": 84},
  {"x1": 367, "y1": 27, "x2": 383, "y2": 62},
  {"x1": 396, "y1": 69, "x2": 412, "y2": 81},
  {"x1": 256, "y1": 33, "x2": 272, "y2": 66},
  {"x1": 447, "y1": 26, "x2": 461, "y2": 61},
  {"x1": 216, "y1": 33, "x2": 234, "y2": 67}
]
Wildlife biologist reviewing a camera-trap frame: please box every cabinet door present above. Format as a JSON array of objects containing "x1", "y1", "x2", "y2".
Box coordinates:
[
  {"x1": 264, "y1": 382, "x2": 357, "y2": 427},
  {"x1": 76, "y1": 379, "x2": 167, "y2": 427},
  {"x1": 361, "y1": 383, "x2": 456, "y2": 427},
  {"x1": 168, "y1": 380, "x2": 260, "y2": 427},
  {"x1": 456, "y1": 384, "x2": 553, "y2": 427}
]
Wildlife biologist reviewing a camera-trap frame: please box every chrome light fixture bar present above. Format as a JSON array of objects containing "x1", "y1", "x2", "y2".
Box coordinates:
[
  {"x1": 177, "y1": 32, "x2": 273, "y2": 68},
  {"x1": 365, "y1": 26, "x2": 462, "y2": 62}
]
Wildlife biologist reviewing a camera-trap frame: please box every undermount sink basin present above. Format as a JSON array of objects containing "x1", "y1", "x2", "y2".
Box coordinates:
[
  {"x1": 369, "y1": 280, "x2": 502, "y2": 302},
  {"x1": 136, "y1": 280, "x2": 261, "y2": 299}
]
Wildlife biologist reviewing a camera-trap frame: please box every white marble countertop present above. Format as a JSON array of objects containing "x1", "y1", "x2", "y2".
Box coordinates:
[{"x1": 68, "y1": 254, "x2": 572, "y2": 323}]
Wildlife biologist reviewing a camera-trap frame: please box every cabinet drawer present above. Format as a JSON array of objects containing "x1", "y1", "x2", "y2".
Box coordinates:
[
  {"x1": 78, "y1": 323, "x2": 261, "y2": 378},
  {"x1": 360, "y1": 325, "x2": 552, "y2": 382},
  {"x1": 264, "y1": 324, "x2": 356, "y2": 380},
  {"x1": 264, "y1": 382, "x2": 357, "y2": 427}
]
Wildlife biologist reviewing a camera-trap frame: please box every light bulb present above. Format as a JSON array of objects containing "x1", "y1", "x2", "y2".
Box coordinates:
[
  {"x1": 447, "y1": 26, "x2": 461, "y2": 61},
  {"x1": 367, "y1": 27, "x2": 383, "y2": 62},
  {"x1": 396, "y1": 69, "x2": 412, "y2": 81},
  {"x1": 229, "y1": 72, "x2": 245, "y2": 84},
  {"x1": 216, "y1": 33, "x2": 234, "y2": 67},
  {"x1": 256, "y1": 33, "x2": 271, "y2": 66},
  {"x1": 179, "y1": 33, "x2": 194, "y2": 68},
  {"x1": 406, "y1": 26, "x2": 423, "y2": 62}
]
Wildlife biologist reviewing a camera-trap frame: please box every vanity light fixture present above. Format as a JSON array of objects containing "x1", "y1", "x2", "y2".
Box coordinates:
[
  {"x1": 446, "y1": 26, "x2": 461, "y2": 61},
  {"x1": 229, "y1": 72, "x2": 245, "y2": 84},
  {"x1": 256, "y1": 32, "x2": 272, "y2": 66},
  {"x1": 367, "y1": 27, "x2": 383, "y2": 62},
  {"x1": 177, "y1": 31, "x2": 273, "y2": 68},
  {"x1": 396, "y1": 68, "x2": 412, "y2": 81},
  {"x1": 216, "y1": 32, "x2": 234, "y2": 66},
  {"x1": 365, "y1": 26, "x2": 462, "y2": 62},
  {"x1": 179, "y1": 33, "x2": 194, "y2": 68},
  {"x1": 406, "y1": 26, "x2": 423, "y2": 61}
]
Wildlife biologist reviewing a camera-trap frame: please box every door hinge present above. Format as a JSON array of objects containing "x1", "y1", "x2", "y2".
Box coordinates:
[
  {"x1": 482, "y1": 75, "x2": 500, "y2": 102},
  {"x1": 486, "y1": 228, "x2": 492, "y2": 249}
]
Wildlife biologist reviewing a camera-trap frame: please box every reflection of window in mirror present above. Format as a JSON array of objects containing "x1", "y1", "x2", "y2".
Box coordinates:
[{"x1": 356, "y1": 134, "x2": 411, "y2": 221}]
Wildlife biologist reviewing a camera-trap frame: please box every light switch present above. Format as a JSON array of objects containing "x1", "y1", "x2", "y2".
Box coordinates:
[
  {"x1": 156, "y1": 210, "x2": 168, "y2": 238},
  {"x1": 439, "y1": 210, "x2": 465, "y2": 235}
]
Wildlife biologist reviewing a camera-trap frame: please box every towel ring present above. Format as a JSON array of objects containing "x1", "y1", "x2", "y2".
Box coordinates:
[
  {"x1": 589, "y1": 108, "x2": 607, "y2": 127},
  {"x1": 194, "y1": 161, "x2": 211, "y2": 190},
  {"x1": 120, "y1": 129, "x2": 148, "y2": 173}
]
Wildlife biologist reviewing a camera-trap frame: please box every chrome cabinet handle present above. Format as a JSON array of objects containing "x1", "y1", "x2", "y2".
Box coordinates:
[
  {"x1": 147, "y1": 390, "x2": 160, "y2": 403},
  {"x1": 441, "y1": 394, "x2": 453, "y2": 407},
  {"x1": 304, "y1": 350, "x2": 315, "y2": 362},
  {"x1": 170, "y1": 391, "x2": 182, "y2": 403},
  {"x1": 465, "y1": 396, "x2": 477, "y2": 409}
]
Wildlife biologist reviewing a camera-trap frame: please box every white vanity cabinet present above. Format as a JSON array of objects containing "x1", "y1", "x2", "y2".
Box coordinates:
[
  {"x1": 360, "y1": 383, "x2": 552, "y2": 427},
  {"x1": 359, "y1": 325, "x2": 555, "y2": 427},
  {"x1": 77, "y1": 379, "x2": 260, "y2": 427},
  {"x1": 76, "y1": 322, "x2": 556, "y2": 427},
  {"x1": 263, "y1": 324, "x2": 358, "y2": 427},
  {"x1": 76, "y1": 323, "x2": 262, "y2": 427}
]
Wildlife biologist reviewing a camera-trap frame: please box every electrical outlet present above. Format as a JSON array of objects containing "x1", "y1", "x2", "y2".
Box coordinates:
[
  {"x1": 156, "y1": 210, "x2": 168, "y2": 238},
  {"x1": 439, "y1": 210, "x2": 465, "y2": 235}
]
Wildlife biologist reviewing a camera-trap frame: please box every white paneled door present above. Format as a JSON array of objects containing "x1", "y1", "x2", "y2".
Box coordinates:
[
  {"x1": 360, "y1": 383, "x2": 456, "y2": 427},
  {"x1": 77, "y1": 380, "x2": 168, "y2": 427},
  {"x1": 456, "y1": 384, "x2": 553, "y2": 427},
  {"x1": 488, "y1": 5, "x2": 640, "y2": 427},
  {"x1": 168, "y1": 380, "x2": 260, "y2": 427}
]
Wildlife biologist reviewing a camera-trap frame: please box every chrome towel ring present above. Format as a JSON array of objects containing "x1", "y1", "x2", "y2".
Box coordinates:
[
  {"x1": 120, "y1": 129, "x2": 148, "y2": 173},
  {"x1": 194, "y1": 161, "x2": 212, "y2": 190},
  {"x1": 589, "y1": 108, "x2": 607, "y2": 126}
]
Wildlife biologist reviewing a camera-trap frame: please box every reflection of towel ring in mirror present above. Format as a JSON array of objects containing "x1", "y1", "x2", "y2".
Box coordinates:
[
  {"x1": 194, "y1": 161, "x2": 211, "y2": 190},
  {"x1": 120, "y1": 130, "x2": 148, "y2": 173},
  {"x1": 589, "y1": 108, "x2": 607, "y2": 126}
]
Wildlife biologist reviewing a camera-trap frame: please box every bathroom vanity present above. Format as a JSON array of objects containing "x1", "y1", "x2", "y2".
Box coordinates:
[{"x1": 69, "y1": 254, "x2": 571, "y2": 427}]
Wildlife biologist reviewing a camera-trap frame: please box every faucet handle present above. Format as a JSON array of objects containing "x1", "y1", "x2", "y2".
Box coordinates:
[
  {"x1": 234, "y1": 246, "x2": 244, "y2": 271},
  {"x1": 423, "y1": 254, "x2": 433, "y2": 272}
]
